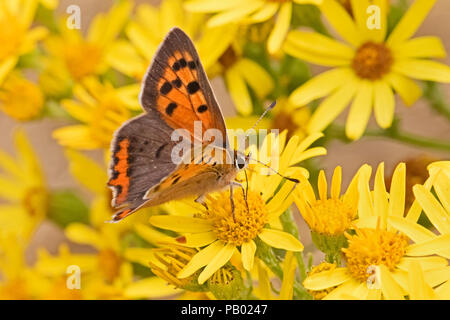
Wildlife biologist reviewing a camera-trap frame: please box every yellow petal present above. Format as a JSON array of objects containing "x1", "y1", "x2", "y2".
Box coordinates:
[
  {"x1": 373, "y1": 162, "x2": 388, "y2": 229},
  {"x1": 385, "y1": 72, "x2": 422, "y2": 106},
  {"x1": 388, "y1": 216, "x2": 435, "y2": 243},
  {"x1": 279, "y1": 251, "x2": 297, "y2": 300},
  {"x1": 408, "y1": 261, "x2": 436, "y2": 300},
  {"x1": 308, "y1": 76, "x2": 358, "y2": 133},
  {"x1": 64, "y1": 149, "x2": 107, "y2": 195},
  {"x1": 178, "y1": 231, "x2": 218, "y2": 248},
  {"x1": 392, "y1": 36, "x2": 447, "y2": 59},
  {"x1": 65, "y1": 223, "x2": 103, "y2": 249},
  {"x1": 284, "y1": 30, "x2": 353, "y2": 62},
  {"x1": 267, "y1": 2, "x2": 292, "y2": 54},
  {"x1": 198, "y1": 243, "x2": 236, "y2": 284},
  {"x1": 303, "y1": 267, "x2": 350, "y2": 290},
  {"x1": 124, "y1": 277, "x2": 182, "y2": 298},
  {"x1": 241, "y1": 240, "x2": 257, "y2": 271},
  {"x1": 387, "y1": 0, "x2": 437, "y2": 46},
  {"x1": 330, "y1": 166, "x2": 342, "y2": 199},
  {"x1": 373, "y1": 80, "x2": 395, "y2": 129},
  {"x1": 207, "y1": 2, "x2": 264, "y2": 27},
  {"x1": 247, "y1": 2, "x2": 279, "y2": 22},
  {"x1": 413, "y1": 184, "x2": 450, "y2": 235},
  {"x1": 345, "y1": 80, "x2": 373, "y2": 140},
  {"x1": 178, "y1": 241, "x2": 224, "y2": 278},
  {"x1": 320, "y1": 0, "x2": 361, "y2": 46},
  {"x1": 397, "y1": 256, "x2": 448, "y2": 272},
  {"x1": 393, "y1": 59, "x2": 450, "y2": 83},
  {"x1": 378, "y1": 265, "x2": 404, "y2": 300},
  {"x1": 149, "y1": 215, "x2": 213, "y2": 233},
  {"x1": 318, "y1": 170, "x2": 328, "y2": 201},
  {"x1": 184, "y1": 0, "x2": 245, "y2": 12},
  {"x1": 237, "y1": 58, "x2": 274, "y2": 98},
  {"x1": 387, "y1": 163, "x2": 406, "y2": 218},
  {"x1": 289, "y1": 68, "x2": 352, "y2": 106},
  {"x1": 226, "y1": 66, "x2": 252, "y2": 115},
  {"x1": 406, "y1": 234, "x2": 450, "y2": 259},
  {"x1": 258, "y1": 228, "x2": 304, "y2": 251},
  {"x1": 134, "y1": 223, "x2": 173, "y2": 245}
]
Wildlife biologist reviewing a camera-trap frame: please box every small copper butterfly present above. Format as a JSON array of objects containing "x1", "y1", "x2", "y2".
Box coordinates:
[{"x1": 107, "y1": 27, "x2": 258, "y2": 222}]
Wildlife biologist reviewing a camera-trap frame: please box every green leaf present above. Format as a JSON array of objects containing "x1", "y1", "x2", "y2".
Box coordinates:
[{"x1": 47, "y1": 190, "x2": 89, "y2": 227}]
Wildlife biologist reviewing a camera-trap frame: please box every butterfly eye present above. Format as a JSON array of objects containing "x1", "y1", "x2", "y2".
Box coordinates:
[{"x1": 235, "y1": 154, "x2": 247, "y2": 170}]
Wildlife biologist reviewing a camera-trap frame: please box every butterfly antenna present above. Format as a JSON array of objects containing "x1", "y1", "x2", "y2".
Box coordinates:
[
  {"x1": 248, "y1": 156, "x2": 300, "y2": 184},
  {"x1": 245, "y1": 101, "x2": 277, "y2": 138}
]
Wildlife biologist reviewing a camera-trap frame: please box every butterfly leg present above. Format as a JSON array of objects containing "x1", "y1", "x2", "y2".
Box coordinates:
[
  {"x1": 229, "y1": 184, "x2": 236, "y2": 221},
  {"x1": 195, "y1": 194, "x2": 209, "y2": 210},
  {"x1": 230, "y1": 181, "x2": 249, "y2": 213}
]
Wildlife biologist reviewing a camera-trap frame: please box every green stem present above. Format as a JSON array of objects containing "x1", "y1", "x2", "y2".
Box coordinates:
[
  {"x1": 255, "y1": 239, "x2": 311, "y2": 300},
  {"x1": 328, "y1": 122, "x2": 450, "y2": 153},
  {"x1": 279, "y1": 210, "x2": 307, "y2": 281},
  {"x1": 423, "y1": 81, "x2": 450, "y2": 121}
]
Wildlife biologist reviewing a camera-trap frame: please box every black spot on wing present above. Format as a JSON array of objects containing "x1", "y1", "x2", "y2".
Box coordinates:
[{"x1": 187, "y1": 81, "x2": 200, "y2": 94}]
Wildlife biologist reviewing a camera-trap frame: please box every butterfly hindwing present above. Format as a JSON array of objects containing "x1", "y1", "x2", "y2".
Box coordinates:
[
  {"x1": 140, "y1": 27, "x2": 227, "y2": 144},
  {"x1": 108, "y1": 111, "x2": 177, "y2": 221}
]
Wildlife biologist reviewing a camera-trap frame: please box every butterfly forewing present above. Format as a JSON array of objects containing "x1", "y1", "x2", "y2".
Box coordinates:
[{"x1": 140, "y1": 27, "x2": 228, "y2": 145}]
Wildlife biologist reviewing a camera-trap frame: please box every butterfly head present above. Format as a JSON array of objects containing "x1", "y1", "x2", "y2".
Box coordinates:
[{"x1": 233, "y1": 150, "x2": 250, "y2": 171}]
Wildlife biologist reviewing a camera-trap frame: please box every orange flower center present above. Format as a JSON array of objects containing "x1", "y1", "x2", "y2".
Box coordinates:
[
  {"x1": 63, "y1": 42, "x2": 103, "y2": 80},
  {"x1": 205, "y1": 190, "x2": 267, "y2": 246},
  {"x1": 342, "y1": 228, "x2": 409, "y2": 281},
  {"x1": 98, "y1": 249, "x2": 122, "y2": 283},
  {"x1": 352, "y1": 42, "x2": 393, "y2": 80}
]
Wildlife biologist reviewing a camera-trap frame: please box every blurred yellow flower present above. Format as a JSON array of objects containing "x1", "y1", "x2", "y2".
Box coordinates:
[
  {"x1": 303, "y1": 163, "x2": 450, "y2": 299},
  {"x1": 184, "y1": 0, "x2": 323, "y2": 54},
  {"x1": 226, "y1": 97, "x2": 310, "y2": 140},
  {"x1": 149, "y1": 132, "x2": 326, "y2": 284},
  {"x1": 107, "y1": 0, "x2": 236, "y2": 80},
  {"x1": 0, "y1": 0, "x2": 47, "y2": 85},
  {"x1": 0, "y1": 235, "x2": 78, "y2": 299},
  {"x1": 0, "y1": 130, "x2": 48, "y2": 240},
  {"x1": 0, "y1": 72, "x2": 44, "y2": 121},
  {"x1": 215, "y1": 44, "x2": 274, "y2": 115},
  {"x1": 52, "y1": 78, "x2": 139, "y2": 150},
  {"x1": 39, "y1": 0, "x2": 131, "y2": 94},
  {"x1": 285, "y1": 0, "x2": 450, "y2": 140},
  {"x1": 294, "y1": 165, "x2": 363, "y2": 236}
]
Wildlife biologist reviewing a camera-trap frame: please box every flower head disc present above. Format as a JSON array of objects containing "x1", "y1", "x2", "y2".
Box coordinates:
[
  {"x1": 98, "y1": 249, "x2": 122, "y2": 283},
  {"x1": 63, "y1": 42, "x2": 103, "y2": 81},
  {"x1": 352, "y1": 42, "x2": 393, "y2": 80},
  {"x1": 309, "y1": 198, "x2": 356, "y2": 235},
  {"x1": 342, "y1": 228, "x2": 409, "y2": 282},
  {"x1": 206, "y1": 190, "x2": 267, "y2": 246}
]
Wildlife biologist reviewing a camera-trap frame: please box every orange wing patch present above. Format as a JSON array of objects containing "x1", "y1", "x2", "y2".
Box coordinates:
[
  {"x1": 108, "y1": 138, "x2": 131, "y2": 206},
  {"x1": 156, "y1": 50, "x2": 213, "y2": 135}
]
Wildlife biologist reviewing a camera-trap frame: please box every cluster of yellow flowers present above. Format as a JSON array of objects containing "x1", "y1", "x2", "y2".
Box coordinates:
[{"x1": 0, "y1": 0, "x2": 449, "y2": 300}]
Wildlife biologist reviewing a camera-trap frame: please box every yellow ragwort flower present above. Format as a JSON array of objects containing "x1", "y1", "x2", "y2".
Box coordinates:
[
  {"x1": 149, "y1": 131, "x2": 326, "y2": 284},
  {"x1": 107, "y1": 0, "x2": 236, "y2": 80},
  {"x1": 184, "y1": 0, "x2": 323, "y2": 54},
  {"x1": 52, "y1": 78, "x2": 140, "y2": 150},
  {"x1": 303, "y1": 163, "x2": 450, "y2": 299},
  {"x1": 294, "y1": 165, "x2": 364, "y2": 236},
  {"x1": 0, "y1": 72, "x2": 44, "y2": 121},
  {"x1": 39, "y1": 0, "x2": 131, "y2": 95},
  {"x1": 284, "y1": 0, "x2": 450, "y2": 140},
  {"x1": 0, "y1": 130, "x2": 48, "y2": 240},
  {"x1": 0, "y1": 0, "x2": 47, "y2": 85}
]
